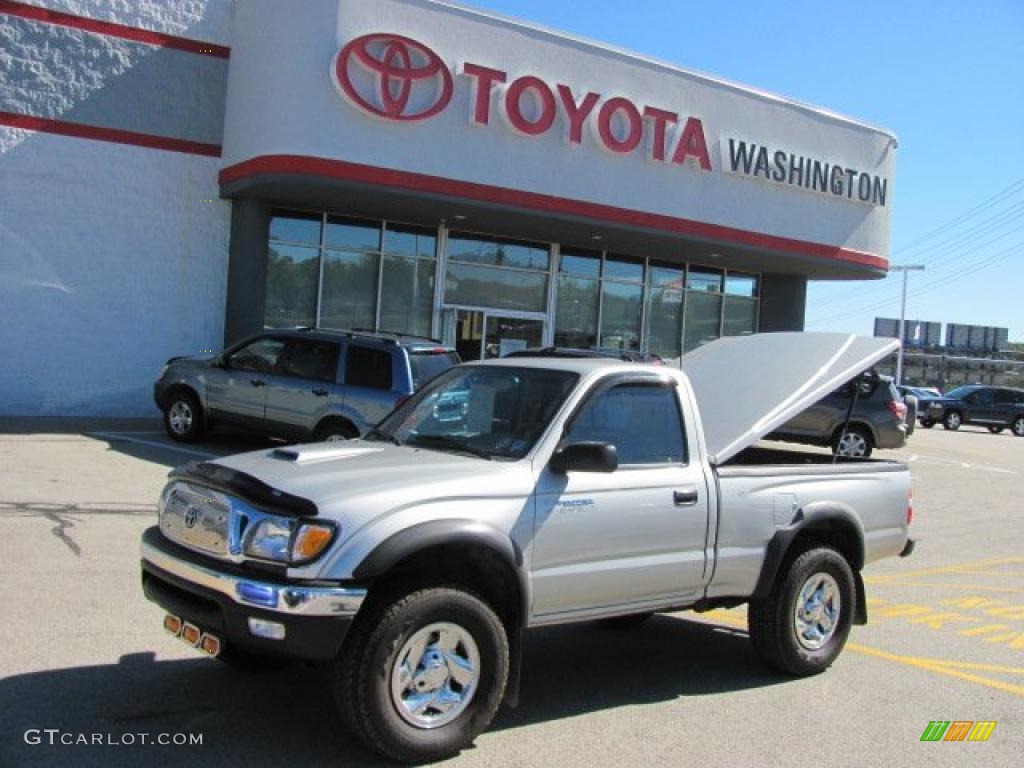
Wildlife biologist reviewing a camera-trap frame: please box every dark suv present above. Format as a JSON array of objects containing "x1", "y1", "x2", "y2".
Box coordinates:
[
  {"x1": 767, "y1": 372, "x2": 908, "y2": 457},
  {"x1": 926, "y1": 385, "x2": 1024, "y2": 436},
  {"x1": 154, "y1": 330, "x2": 460, "y2": 443}
]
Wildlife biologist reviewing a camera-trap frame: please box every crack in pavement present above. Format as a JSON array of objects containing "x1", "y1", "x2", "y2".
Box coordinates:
[
  {"x1": 0, "y1": 501, "x2": 158, "y2": 557},
  {"x1": 41, "y1": 509, "x2": 81, "y2": 557}
]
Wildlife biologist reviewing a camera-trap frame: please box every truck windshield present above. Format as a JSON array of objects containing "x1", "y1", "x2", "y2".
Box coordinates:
[{"x1": 368, "y1": 366, "x2": 579, "y2": 460}]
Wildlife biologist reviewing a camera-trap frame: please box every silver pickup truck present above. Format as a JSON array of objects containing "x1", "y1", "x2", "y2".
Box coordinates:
[{"x1": 140, "y1": 332, "x2": 914, "y2": 763}]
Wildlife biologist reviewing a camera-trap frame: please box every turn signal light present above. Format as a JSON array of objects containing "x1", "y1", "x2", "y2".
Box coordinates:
[
  {"x1": 163, "y1": 614, "x2": 183, "y2": 637},
  {"x1": 181, "y1": 622, "x2": 201, "y2": 647},
  {"x1": 907, "y1": 487, "x2": 914, "y2": 526},
  {"x1": 291, "y1": 523, "x2": 335, "y2": 561},
  {"x1": 199, "y1": 634, "x2": 221, "y2": 657}
]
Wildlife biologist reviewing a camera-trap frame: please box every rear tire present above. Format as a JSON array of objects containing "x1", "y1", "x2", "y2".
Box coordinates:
[
  {"x1": 943, "y1": 411, "x2": 962, "y2": 431},
  {"x1": 987, "y1": 425, "x2": 1005, "y2": 435},
  {"x1": 334, "y1": 587, "x2": 509, "y2": 764},
  {"x1": 162, "y1": 390, "x2": 205, "y2": 443},
  {"x1": 748, "y1": 546, "x2": 856, "y2": 676},
  {"x1": 314, "y1": 418, "x2": 358, "y2": 442},
  {"x1": 919, "y1": 419, "x2": 934, "y2": 429},
  {"x1": 832, "y1": 426, "x2": 873, "y2": 458}
]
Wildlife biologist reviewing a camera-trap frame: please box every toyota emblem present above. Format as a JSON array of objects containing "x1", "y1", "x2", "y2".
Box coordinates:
[
  {"x1": 184, "y1": 506, "x2": 200, "y2": 529},
  {"x1": 332, "y1": 33, "x2": 453, "y2": 121}
]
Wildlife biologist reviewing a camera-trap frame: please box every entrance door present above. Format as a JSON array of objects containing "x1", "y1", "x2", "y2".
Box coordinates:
[{"x1": 453, "y1": 309, "x2": 545, "y2": 361}]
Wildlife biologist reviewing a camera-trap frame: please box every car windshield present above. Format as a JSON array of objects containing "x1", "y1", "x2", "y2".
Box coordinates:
[{"x1": 367, "y1": 366, "x2": 579, "y2": 460}]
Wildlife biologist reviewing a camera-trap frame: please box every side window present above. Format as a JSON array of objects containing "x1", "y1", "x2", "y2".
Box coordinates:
[
  {"x1": 278, "y1": 339, "x2": 340, "y2": 383},
  {"x1": 345, "y1": 345, "x2": 394, "y2": 390},
  {"x1": 993, "y1": 390, "x2": 1018, "y2": 406},
  {"x1": 970, "y1": 389, "x2": 993, "y2": 406},
  {"x1": 565, "y1": 383, "x2": 687, "y2": 465},
  {"x1": 229, "y1": 337, "x2": 286, "y2": 374}
]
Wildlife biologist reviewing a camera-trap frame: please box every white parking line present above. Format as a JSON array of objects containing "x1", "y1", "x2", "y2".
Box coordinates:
[
  {"x1": 905, "y1": 453, "x2": 1018, "y2": 475},
  {"x1": 88, "y1": 431, "x2": 220, "y2": 459}
]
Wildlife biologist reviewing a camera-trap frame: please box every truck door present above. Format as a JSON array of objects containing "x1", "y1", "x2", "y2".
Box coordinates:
[{"x1": 531, "y1": 378, "x2": 709, "y2": 617}]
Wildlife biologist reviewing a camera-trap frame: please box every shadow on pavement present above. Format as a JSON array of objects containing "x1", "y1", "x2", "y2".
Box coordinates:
[{"x1": 0, "y1": 615, "x2": 784, "y2": 767}]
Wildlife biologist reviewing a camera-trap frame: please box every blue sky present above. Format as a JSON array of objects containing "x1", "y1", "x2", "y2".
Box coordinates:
[{"x1": 468, "y1": 0, "x2": 1024, "y2": 341}]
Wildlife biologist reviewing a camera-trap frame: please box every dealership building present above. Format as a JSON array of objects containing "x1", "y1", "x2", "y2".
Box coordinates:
[{"x1": 0, "y1": 0, "x2": 896, "y2": 415}]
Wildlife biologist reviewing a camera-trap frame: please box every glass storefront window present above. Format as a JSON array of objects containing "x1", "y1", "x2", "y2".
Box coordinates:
[
  {"x1": 379, "y1": 255, "x2": 435, "y2": 338},
  {"x1": 269, "y1": 211, "x2": 321, "y2": 245},
  {"x1": 383, "y1": 223, "x2": 436, "y2": 259},
  {"x1": 445, "y1": 261, "x2": 548, "y2": 313},
  {"x1": 559, "y1": 248, "x2": 601, "y2": 278},
  {"x1": 683, "y1": 290, "x2": 722, "y2": 352},
  {"x1": 600, "y1": 281, "x2": 643, "y2": 351},
  {"x1": 726, "y1": 272, "x2": 759, "y2": 297},
  {"x1": 319, "y1": 249, "x2": 377, "y2": 330},
  {"x1": 603, "y1": 254, "x2": 644, "y2": 282},
  {"x1": 687, "y1": 265, "x2": 723, "y2": 293},
  {"x1": 723, "y1": 296, "x2": 758, "y2": 337},
  {"x1": 265, "y1": 242, "x2": 319, "y2": 328},
  {"x1": 324, "y1": 215, "x2": 381, "y2": 252},
  {"x1": 555, "y1": 274, "x2": 599, "y2": 348},
  {"x1": 447, "y1": 232, "x2": 550, "y2": 271},
  {"x1": 646, "y1": 264, "x2": 684, "y2": 363}
]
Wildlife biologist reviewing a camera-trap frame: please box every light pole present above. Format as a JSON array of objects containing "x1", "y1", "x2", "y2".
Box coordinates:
[{"x1": 890, "y1": 264, "x2": 925, "y2": 386}]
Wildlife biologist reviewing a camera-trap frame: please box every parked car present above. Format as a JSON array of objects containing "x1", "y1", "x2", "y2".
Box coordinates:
[
  {"x1": 154, "y1": 329, "x2": 460, "y2": 443},
  {"x1": 897, "y1": 385, "x2": 942, "y2": 428},
  {"x1": 504, "y1": 346, "x2": 663, "y2": 363},
  {"x1": 925, "y1": 385, "x2": 1024, "y2": 435},
  {"x1": 140, "y1": 332, "x2": 913, "y2": 763},
  {"x1": 767, "y1": 371, "x2": 908, "y2": 457}
]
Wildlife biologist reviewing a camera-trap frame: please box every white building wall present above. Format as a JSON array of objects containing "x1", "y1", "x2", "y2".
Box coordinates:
[{"x1": 0, "y1": 0, "x2": 234, "y2": 416}]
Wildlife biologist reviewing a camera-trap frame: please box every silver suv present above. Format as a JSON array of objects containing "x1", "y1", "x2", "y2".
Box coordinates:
[{"x1": 154, "y1": 329, "x2": 459, "y2": 443}]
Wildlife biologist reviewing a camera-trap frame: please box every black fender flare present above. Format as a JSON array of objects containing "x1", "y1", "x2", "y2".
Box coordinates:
[
  {"x1": 752, "y1": 503, "x2": 868, "y2": 624},
  {"x1": 352, "y1": 519, "x2": 529, "y2": 706}
]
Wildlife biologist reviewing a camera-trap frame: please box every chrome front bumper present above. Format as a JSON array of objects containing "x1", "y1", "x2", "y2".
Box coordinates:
[{"x1": 140, "y1": 538, "x2": 366, "y2": 617}]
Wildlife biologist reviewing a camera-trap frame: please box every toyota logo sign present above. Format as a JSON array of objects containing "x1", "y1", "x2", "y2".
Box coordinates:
[{"x1": 332, "y1": 33, "x2": 453, "y2": 121}]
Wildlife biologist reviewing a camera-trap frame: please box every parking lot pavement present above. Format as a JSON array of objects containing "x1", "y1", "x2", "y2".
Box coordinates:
[{"x1": 1, "y1": 423, "x2": 1022, "y2": 767}]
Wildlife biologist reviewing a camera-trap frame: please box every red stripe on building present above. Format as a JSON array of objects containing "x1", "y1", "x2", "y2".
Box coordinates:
[
  {"x1": 219, "y1": 154, "x2": 889, "y2": 270},
  {"x1": 0, "y1": 111, "x2": 222, "y2": 157},
  {"x1": 0, "y1": 0, "x2": 230, "y2": 58}
]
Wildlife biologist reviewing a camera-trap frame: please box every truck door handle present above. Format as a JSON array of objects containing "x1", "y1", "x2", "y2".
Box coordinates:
[
  {"x1": 250, "y1": 379, "x2": 265, "y2": 388},
  {"x1": 673, "y1": 487, "x2": 699, "y2": 506},
  {"x1": 312, "y1": 388, "x2": 328, "y2": 397}
]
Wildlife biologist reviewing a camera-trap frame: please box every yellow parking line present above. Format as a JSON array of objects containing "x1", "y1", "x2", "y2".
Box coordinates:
[
  {"x1": 698, "y1": 610, "x2": 1024, "y2": 698},
  {"x1": 867, "y1": 557, "x2": 1024, "y2": 583},
  {"x1": 867, "y1": 581, "x2": 1024, "y2": 594}
]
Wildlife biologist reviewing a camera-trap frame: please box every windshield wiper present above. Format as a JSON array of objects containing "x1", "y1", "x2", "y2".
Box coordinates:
[{"x1": 407, "y1": 434, "x2": 492, "y2": 460}]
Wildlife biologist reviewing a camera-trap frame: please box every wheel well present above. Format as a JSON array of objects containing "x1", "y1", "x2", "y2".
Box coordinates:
[
  {"x1": 162, "y1": 384, "x2": 201, "y2": 412},
  {"x1": 831, "y1": 422, "x2": 874, "y2": 445},
  {"x1": 314, "y1": 415, "x2": 360, "y2": 439},
  {"x1": 367, "y1": 543, "x2": 523, "y2": 630},
  {"x1": 788, "y1": 519, "x2": 864, "y2": 572}
]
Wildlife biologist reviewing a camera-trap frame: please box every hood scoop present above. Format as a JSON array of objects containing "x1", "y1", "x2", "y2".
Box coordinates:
[{"x1": 272, "y1": 443, "x2": 384, "y2": 464}]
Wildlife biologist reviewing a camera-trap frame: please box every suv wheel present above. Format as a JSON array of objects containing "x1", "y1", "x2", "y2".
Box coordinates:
[
  {"x1": 1013, "y1": 416, "x2": 1024, "y2": 437},
  {"x1": 748, "y1": 546, "x2": 856, "y2": 676},
  {"x1": 987, "y1": 425, "x2": 1005, "y2": 435},
  {"x1": 919, "y1": 419, "x2": 934, "y2": 429},
  {"x1": 943, "y1": 411, "x2": 962, "y2": 431},
  {"x1": 163, "y1": 391, "x2": 205, "y2": 443},
  {"x1": 833, "y1": 426, "x2": 873, "y2": 458},
  {"x1": 314, "y1": 419, "x2": 357, "y2": 442},
  {"x1": 335, "y1": 587, "x2": 509, "y2": 763}
]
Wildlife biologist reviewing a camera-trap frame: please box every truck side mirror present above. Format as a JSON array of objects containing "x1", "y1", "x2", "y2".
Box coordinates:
[{"x1": 550, "y1": 442, "x2": 618, "y2": 474}]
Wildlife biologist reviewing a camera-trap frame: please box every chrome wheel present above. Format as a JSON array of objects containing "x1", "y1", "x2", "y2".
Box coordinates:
[
  {"x1": 836, "y1": 431, "x2": 868, "y2": 457},
  {"x1": 945, "y1": 412, "x2": 961, "y2": 430},
  {"x1": 168, "y1": 400, "x2": 193, "y2": 435},
  {"x1": 793, "y1": 573, "x2": 841, "y2": 650},
  {"x1": 390, "y1": 622, "x2": 480, "y2": 730}
]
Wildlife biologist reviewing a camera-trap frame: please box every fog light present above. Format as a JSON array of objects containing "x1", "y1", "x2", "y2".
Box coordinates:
[
  {"x1": 237, "y1": 582, "x2": 278, "y2": 608},
  {"x1": 181, "y1": 622, "x2": 201, "y2": 646},
  {"x1": 248, "y1": 617, "x2": 286, "y2": 640},
  {"x1": 199, "y1": 634, "x2": 221, "y2": 657},
  {"x1": 163, "y1": 614, "x2": 183, "y2": 637}
]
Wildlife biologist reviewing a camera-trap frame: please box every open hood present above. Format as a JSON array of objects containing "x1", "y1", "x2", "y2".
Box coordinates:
[{"x1": 681, "y1": 332, "x2": 899, "y2": 465}]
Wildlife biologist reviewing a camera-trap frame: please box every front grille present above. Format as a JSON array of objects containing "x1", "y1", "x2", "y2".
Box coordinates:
[{"x1": 159, "y1": 482, "x2": 234, "y2": 558}]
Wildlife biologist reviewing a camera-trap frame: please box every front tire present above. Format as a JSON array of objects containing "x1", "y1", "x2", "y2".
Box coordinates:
[
  {"x1": 1013, "y1": 416, "x2": 1024, "y2": 437},
  {"x1": 943, "y1": 411, "x2": 962, "y2": 431},
  {"x1": 163, "y1": 390, "x2": 205, "y2": 443},
  {"x1": 335, "y1": 587, "x2": 509, "y2": 764},
  {"x1": 919, "y1": 419, "x2": 934, "y2": 429},
  {"x1": 748, "y1": 546, "x2": 856, "y2": 676}
]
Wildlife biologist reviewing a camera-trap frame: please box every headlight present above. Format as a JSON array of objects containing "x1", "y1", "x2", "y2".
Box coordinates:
[{"x1": 243, "y1": 517, "x2": 336, "y2": 564}]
